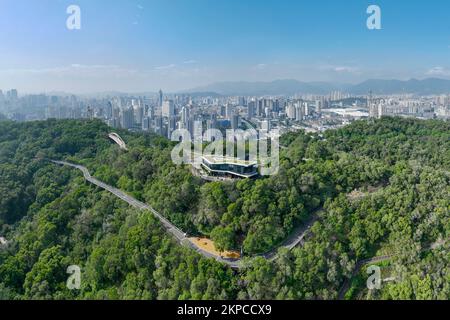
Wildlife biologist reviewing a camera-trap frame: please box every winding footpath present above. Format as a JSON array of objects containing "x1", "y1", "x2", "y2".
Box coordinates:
[
  {"x1": 337, "y1": 241, "x2": 448, "y2": 300},
  {"x1": 337, "y1": 255, "x2": 393, "y2": 300},
  {"x1": 50, "y1": 160, "x2": 448, "y2": 298},
  {"x1": 51, "y1": 160, "x2": 318, "y2": 269}
]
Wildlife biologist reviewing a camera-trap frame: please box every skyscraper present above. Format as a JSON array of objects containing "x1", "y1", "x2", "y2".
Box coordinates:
[
  {"x1": 147, "y1": 105, "x2": 155, "y2": 119},
  {"x1": 368, "y1": 91, "x2": 377, "y2": 118},
  {"x1": 142, "y1": 117, "x2": 151, "y2": 131},
  {"x1": 247, "y1": 101, "x2": 255, "y2": 119},
  {"x1": 226, "y1": 104, "x2": 234, "y2": 120},
  {"x1": 7, "y1": 89, "x2": 18, "y2": 101},
  {"x1": 220, "y1": 105, "x2": 226, "y2": 117},
  {"x1": 154, "y1": 116, "x2": 164, "y2": 135},
  {"x1": 316, "y1": 99, "x2": 322, "y2": 114},
  {"x1": 303, "y1": 102, "x2": 309, "y2": 117},
  {"x1": 159, "y1": 89, "x2": 163, "y2": 107},
  {"x1": 105, "y1": 101, "x2": 113, "y2": 119},
  {"x1": 162, "y1": 100, "x2": 175, "y2": 118},
  {"x1": 121, "y1": 107, "x2": 134, "y2": 129},
  {"x1": 168, "y1": 116, "x2": 177, "y2": 138},
  {"x1": 134, "y1": 105, "x2": 144, "y2": 127},
  {"x1": 180, "y1": 106, "x2": 190, "y2": 129},
  {"x1": 377, "y1": 103, "x2": 385, "y2": 119},
  {"x1": 231, "y1": 114, "x2": 239, "y2": 130},
  {"x1": 295, "y1": 104, "x2": 303, "y2": 121}
]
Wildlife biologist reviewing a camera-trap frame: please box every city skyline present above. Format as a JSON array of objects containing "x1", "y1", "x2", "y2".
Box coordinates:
[{"x1": 1, "y1": 0, "x2": 450, "y2": 93}]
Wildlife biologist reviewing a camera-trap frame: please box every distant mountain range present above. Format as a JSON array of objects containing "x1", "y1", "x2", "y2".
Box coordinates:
[{"x1": 185, "y1": 78, "x2": 450, "y2": 96}]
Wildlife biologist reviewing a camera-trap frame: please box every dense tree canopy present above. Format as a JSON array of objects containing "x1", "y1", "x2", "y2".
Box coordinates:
[{"x1": 0, "y1": 117, "x2": 448, "y2": 300}]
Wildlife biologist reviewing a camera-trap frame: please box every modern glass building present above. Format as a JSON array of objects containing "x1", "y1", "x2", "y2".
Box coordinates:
[{"x1": 201, "y1": 155, "x2": 258, "y2": 179}]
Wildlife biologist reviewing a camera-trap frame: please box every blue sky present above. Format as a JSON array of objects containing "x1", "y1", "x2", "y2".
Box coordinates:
[{"x1": 0, "y1": 0, "x2": 449, "y2": 93}]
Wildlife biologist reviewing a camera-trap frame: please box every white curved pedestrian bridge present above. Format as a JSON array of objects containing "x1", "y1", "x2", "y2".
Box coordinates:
[{"x1": 108, "y1": 132, "x2": 128, "y2": 150}]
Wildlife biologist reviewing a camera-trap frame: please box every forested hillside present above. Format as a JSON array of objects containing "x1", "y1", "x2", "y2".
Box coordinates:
[{"x1": 0, "y1": 117, "x2": 448, "y2": 300}]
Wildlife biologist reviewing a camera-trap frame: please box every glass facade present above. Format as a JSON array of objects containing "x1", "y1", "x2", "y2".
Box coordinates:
[{"x1": 201, "y1": 158, "x2": 258, "y2": 178}]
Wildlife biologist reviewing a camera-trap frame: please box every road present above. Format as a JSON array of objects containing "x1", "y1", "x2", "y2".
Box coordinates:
[{"x1": 51, "y1": 160, "x2": 319, "y2": 270}]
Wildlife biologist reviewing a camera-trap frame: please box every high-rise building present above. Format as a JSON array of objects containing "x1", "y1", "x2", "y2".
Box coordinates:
[
  {"x1": 162, "y1": 99, "x2": 175, "y2": 118},
  {"x1": 247, "y1": 101, "x2": 255, "y2": 119},
  {"x1": 142, "y1": 117, "x2": 151, "y2": 131},
  {"x1": 121, "y1": 107, "x2": 134, "y2": 129},
  {"x1": 147, "y1": 105, "x2": 155, "y2": 119},
  {"x1": 210, "y1": 113, "x2": 217, "y2": 126},
  {"x1": 303, "y1": 102, "x2": 310, "y2": 117},
  {"x1": 106, "y1": 101, "x2": 113, "y2": 119},
  {"x1": 231, "y1": 114, "x2": 239, "y2": 130},
  {"x1": 87, "y1": 106, "x2": 94, "y2": 120},
  {"x1": 257, "y1": 99, "x2": 264, "y2": 116},
  {"x1": 158, "y1": 89, "x2": 163, "y2": 107},
  {"x1": 168, "y1": 116, "x2": 177, "y2": 138},
  {"x1": 187, "y1": 118, "x2": 196, "y2": 138},
  {"x1": 226, "y1": 104, "x2": 234, "y2": 119},
  {"x1": 273, "y1": 99, "x2": 280, "y2": 113},
  {"x1": 220, "y1": 105, "x2": 226, "y2": 117},
  {"x1": 9, "y1": 89, "x2": 18, "y2": 100},
  {"x1": 367, "y1": 91, "x2": 376, "y2": 118},
  {"x1": 154, "y1": 116, "x2": 164, "y2": 135},
  {"x1": 5, "y1": 89, "x2": 15, "y2": 101},
  {"x1": 295, "y1": 104, "x2": 303, "y2": 121},
  {"x1": 286, "y1": 103, "x2": 296, "y2": 119},
  {"x1": 113, "y1": 107, "x2": 120, "y2": 122},
  {"x1": 377, "y1": 103, "x2": 386, "y2": 119},
  {"x1": 134, "y1": 105, "x2": 144, "y2": 126},
  {"x1": 315, "y1": 99, "x2": 322, "y2": 114},
  {"x1": 180, "y1": 106, "x2": 190, "y2": 129}
]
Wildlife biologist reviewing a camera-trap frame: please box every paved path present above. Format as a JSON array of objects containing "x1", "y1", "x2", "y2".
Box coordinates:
[
  {"x1": 338, "y1": 241, "x2": 448, "y2": 300},
  {"x1": 337, "y1": 255, "x2": 393, "y2": 300},
  {"x1": 262, "y1": 213, "x2": 320, "y2": 261},
  {"x1": 51, "y1": 160, "x2": 319, "y2": 269}
]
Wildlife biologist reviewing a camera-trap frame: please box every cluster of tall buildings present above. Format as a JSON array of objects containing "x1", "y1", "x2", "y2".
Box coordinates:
[
  {"x1": 0, "y1": 89, "x2": 19, "y2": 111},
  {"x1": 0, "y1": 89, "x2": 18, "y2": 101},
  {"x1": 1, "y1": 87, "x2": 449, "y2": 138},
  {"x1": 285, "y1": 101, "x2": 314, "y2": 121},
  {"x1": 104, "y1": 92, "x2": 216, "y2": 139},
  {"x1": 367, "y1": 93, "x2": 449, "y2": 119}
]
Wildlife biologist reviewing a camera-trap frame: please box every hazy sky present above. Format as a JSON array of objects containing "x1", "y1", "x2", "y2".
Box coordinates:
[{"x1": 0, "y1": 0, "x2": 449, "y2": 93}]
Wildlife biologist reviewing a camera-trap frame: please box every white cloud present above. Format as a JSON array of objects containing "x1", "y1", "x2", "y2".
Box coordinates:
[
  {"x1": 319, "y1": 65, "x2": 360, "y2": 73},
  {"x1": 183, "y1": 60, "x2": 197, "y2": 64},
  {"x1": 154, "y1": 64, "x2": 176, "y2": 70},
  {"x1": 427, "y1": 66, "x2": 450, "y2": 76},
  {"x1": 256, "y1": 63, "x2": 267, "y2": 70}
]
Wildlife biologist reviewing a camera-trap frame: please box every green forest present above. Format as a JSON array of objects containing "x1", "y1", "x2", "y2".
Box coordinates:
[{"x1": 0, "y1": 117, "x2": 448, "y2": 300}]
